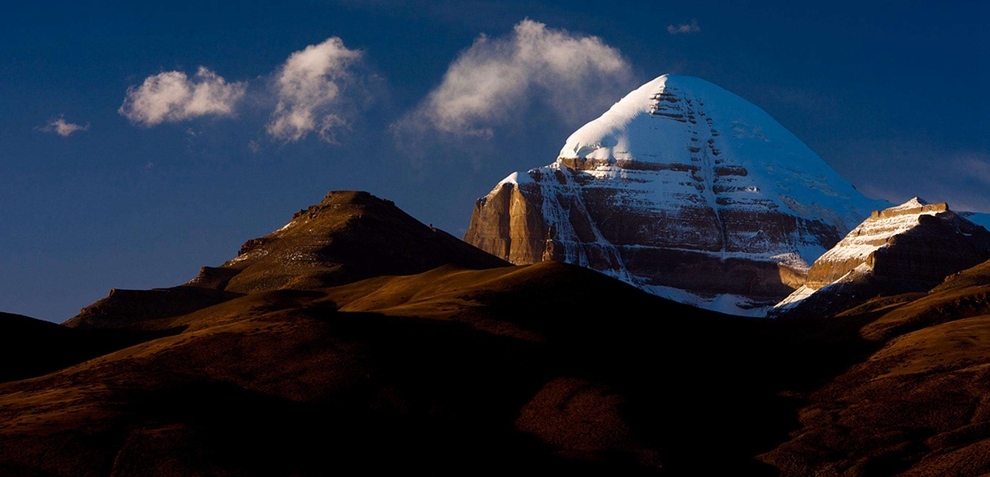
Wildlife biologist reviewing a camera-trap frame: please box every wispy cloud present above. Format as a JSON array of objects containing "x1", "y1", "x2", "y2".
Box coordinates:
[
  {"x1": 394, "y1": 19, "x2": 634, "y2": 139},
  {"x1": 39, "y1": 115, "x2": 89, "y2": 137},
  {"x1": 667, "y1": 19, "x2": 700, "y2": 35},
  {"x1": 119, "y1": 67, "x2": 247, "y2": 126},
  {"x1": 954, "y1": 156, "x2": 990, "y2": 186},
  {"x1": 836, "y1": 140, "x2": 990, "y2": 213},
  {"x1": 267, "y1": 37, "x2": 364, "y2": 143}
]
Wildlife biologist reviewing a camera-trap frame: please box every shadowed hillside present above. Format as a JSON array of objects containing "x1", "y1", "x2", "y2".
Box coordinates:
[
  {"x1": 0, "y1": 261, "x2": 871, "y2": 476},
  {"x1": 762, "y1": 262, "x2": 990, "y2": 475},
  {"x1": 0, "y1": 312, "x2": 176, "y2": 385}
]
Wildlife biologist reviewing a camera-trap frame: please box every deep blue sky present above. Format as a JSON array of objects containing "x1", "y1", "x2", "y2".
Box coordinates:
[{"x1": 2, "y1": 0, "x2": 987, "y2": 322}]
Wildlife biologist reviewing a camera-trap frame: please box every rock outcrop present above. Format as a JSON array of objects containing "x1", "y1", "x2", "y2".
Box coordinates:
[
  {"x1": 772, "y1": 198, "x2": 990, "y2": 317},
  {"x1": 465, "y1": 74, "x2": 887, "y2": 315}
]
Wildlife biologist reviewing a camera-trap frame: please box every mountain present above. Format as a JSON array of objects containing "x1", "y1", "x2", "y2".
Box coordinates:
[
  {"x1": 772, "y1": 198, "x2": 990, "y2": 318},
  {"x1": 66, "y1": 190, "x2": 507, "y2": 329},
  {"x1": 207, "y1": 190, "x2": 508, "y2": 293},
  {"x1": 464, "y1": 74, "x2": 888, "y2": 316}
]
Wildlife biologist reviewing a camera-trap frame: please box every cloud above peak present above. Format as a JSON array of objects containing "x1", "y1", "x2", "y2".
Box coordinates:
[
  {"x1": 267, "y1": 37, "x2": 364, "y2": 143},
  {"x1": 119, "y1": 67, "x2": 247, "y2": 126},
  {"x1": 40, "y1": 115, "x2": 89, "y2": 137},
  {"x1": 396, "y1": 19, "x2": 634, "y2": 139}
]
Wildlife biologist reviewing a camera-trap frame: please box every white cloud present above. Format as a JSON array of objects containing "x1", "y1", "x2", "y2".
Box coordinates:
[
  {"x1": 267, "y1": 37, "x2": 363, "y2": 143},
  {"x1": 667, "y1": 19, "x2": 700, "y2": 35},
  {"x1": 119, "y1": 67, "x2": 247, "y2": 126},
  {"x1": 396, "y1": 19, "x2": 634, "y2": 139},
  {"x1": 40, "y1": 115, "x2": 89, "y2": 137}
]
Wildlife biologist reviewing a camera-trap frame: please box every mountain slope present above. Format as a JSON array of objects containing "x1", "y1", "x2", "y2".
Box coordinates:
[
  {"x1": 464, "y1": 74, "x2": 887, "y2": 316},
  {"x1": 66, "y1": 191, "x2": 507, "y2": 329}
]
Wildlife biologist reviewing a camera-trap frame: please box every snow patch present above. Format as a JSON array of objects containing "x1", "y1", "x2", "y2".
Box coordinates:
[
  {"x1": 645, "y1": 284, "x2": 775, "y2": 317},
  {"x1": 497, "y1": 170, "x2": 534, "y2": 186},
  {"x1": 774, "y1": 285, "x2": 815, "y2": 310},
  {"x1": 772, "y1": 253, "x2": 812, "y2": 273}
]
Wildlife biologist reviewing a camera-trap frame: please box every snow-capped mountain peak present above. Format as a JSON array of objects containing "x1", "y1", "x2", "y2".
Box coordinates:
[{"x1": 465, "y1": 74, "x2": 889, "y2": 316}]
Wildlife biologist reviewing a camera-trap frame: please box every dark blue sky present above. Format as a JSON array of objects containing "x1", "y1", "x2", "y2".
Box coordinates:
[{"x1": 2, "y1": 0, "x2": 987, "y2": 322}]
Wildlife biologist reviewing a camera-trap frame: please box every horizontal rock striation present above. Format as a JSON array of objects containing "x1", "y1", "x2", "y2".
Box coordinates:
[{"x1": 773, "y1": 198, "x2": 990, "y2": 317}]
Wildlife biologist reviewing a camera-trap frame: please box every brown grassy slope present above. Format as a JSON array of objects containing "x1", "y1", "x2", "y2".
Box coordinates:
[
  {"x1": 761, "y1": 259, "x2": 990, "y2": 476},
  {"x1": 0, "y1": 262, "x2": 858, "y2": 476},
  {"x1": 932, "y1": 259, "x2": 990, "y2": 293},
  {"x1": 65, "y1": 190, "x2": 507, "y2": 330}
]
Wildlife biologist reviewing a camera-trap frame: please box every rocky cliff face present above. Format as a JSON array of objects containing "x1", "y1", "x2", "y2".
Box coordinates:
[
  {"x1": 773, "y1": 198, "x2": 990, "y2": 317},
  {"x1": 465, "y1": 75, "x2": 887, "y2": 315}
]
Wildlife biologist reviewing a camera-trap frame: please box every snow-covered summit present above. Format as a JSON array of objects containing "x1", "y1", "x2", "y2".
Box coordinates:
[
  {"x1": 556, "y1": 74, "x2": 886, "y2": 246},
  {"x1": 561, "y1": 75, "x2": 718, "y2": 160},
  {"x1": 886, "y1": 197, "x2": 929, "y2": 212}
]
